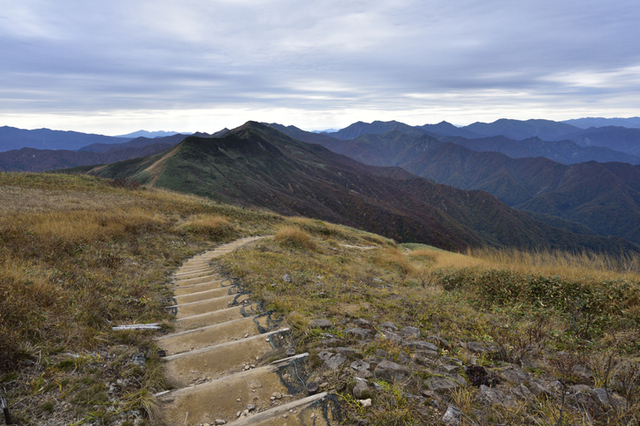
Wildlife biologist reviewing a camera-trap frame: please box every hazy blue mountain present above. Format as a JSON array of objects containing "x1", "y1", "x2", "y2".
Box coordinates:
[
  {"x1": 563, "y1": 117, "x2": 640, "y2": 129},
  {"x1": 115, "y1": 130, "x2": 190, "y2": 138},
  {"x1": 463, "y1": 119, "x2": 580, "y2": 141},
  {"x1": 567, "y1": 126, "x2": 640, "y2": 156},
  {"x1": 327, "y1": 120, "x2": 427, "y2": 140},
  {"x1": 0, "y1": 126, "x2": 132, "y2": 152},
  {"x1": 80, "y1": 134, "x2": 188, "y2": 152},
  {"x1": 417, "y1": 121, "x2": 483, "y2": 138}
]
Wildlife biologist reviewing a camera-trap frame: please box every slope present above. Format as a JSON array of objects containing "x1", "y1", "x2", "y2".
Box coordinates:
[{"x1": 76, "y1": 122, "x2": 638, "y2": 254}]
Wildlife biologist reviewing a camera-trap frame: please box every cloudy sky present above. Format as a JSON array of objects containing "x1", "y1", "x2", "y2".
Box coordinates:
[{"x1": 1, "y1": 0, "x2": 639, "y2": 134}]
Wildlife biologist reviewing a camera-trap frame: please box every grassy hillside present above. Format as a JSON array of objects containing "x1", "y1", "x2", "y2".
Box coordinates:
[
  {"x1": 74, "y1": 122, "x2": 639, "y2": 255},
  {"x1": 220, "y1": 226, "x2": 640, "y2": 425},
  {"x1": 0, "y1": 172, "x2": 283, "y2": 424},
  {"x1": 2, "y1": 173, "x2": 639, "y2": 425}
]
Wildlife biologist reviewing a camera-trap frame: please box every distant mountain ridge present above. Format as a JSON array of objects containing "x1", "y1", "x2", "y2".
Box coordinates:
[
  {"x1": 0, "y1": 126, "x2": 132, "y2": 152},
  {"x1": 563, "y1": 117, "x2": 640, "y2": 129},
  {"x1": 69, "y1": 122, "x2": 638, "y2": 255},
  {"x1": 115, "y1": 130, "x2": 191, "y2": 138}
]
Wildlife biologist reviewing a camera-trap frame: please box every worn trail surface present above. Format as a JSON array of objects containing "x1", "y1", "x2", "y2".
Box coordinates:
[{"x1": 155, "y1": 236, "x2": 341, "y2": 425}]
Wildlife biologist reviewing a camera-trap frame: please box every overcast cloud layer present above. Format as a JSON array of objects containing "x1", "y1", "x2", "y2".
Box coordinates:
[{"x1": 1, "y1": 0, "x2": 639, "y2": 133}]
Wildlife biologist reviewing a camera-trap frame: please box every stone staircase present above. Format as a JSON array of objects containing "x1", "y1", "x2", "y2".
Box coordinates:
[{"x1": 155, "y1": 236, "x2": 341, "y2": 425}]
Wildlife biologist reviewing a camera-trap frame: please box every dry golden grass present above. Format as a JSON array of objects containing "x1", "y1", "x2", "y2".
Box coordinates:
[
  {"x1": 468, "y1": 246, "x2": 640, "y2": 281},
  {"x1": 274, "y1": 226, "x2": 316, "y2": 250}
]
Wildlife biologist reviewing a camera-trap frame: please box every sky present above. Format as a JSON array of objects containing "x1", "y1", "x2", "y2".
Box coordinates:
[{"x1": 1, "y1": 0, "x2": 639, "y2": 135}]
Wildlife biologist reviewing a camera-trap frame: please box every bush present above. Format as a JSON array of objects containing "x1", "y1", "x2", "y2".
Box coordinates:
[{"x1": 274, "y1": 227, "x2": 316, "y2": 250}]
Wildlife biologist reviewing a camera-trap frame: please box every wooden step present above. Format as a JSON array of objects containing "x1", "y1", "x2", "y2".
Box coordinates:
[
  {"x1": 174, "y1": 286, "x2": 242, "y2": 305},
  {"x1": 232, "y1": 392, "x2": 340, "y2": 426},
  {"x1": 173, "y1": 278, "x2": 234, "y2": 296},
  {"x1": 167, "y1": 293, "x2": 251, "y2": 318},
  {"x1": 163, "y1": 329, "x2": 293, "y2": 387},
  {"x1": 158, "y1": 354, "x2": 312, "y2": 425},
  {"x1": 158, "y1": 317, "x2": 268, "y2": 355}
]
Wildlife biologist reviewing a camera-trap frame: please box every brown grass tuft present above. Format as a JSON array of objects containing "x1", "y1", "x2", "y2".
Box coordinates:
[
  {"x1": 274, "y1": 226, "x2": 316, "y2": 250},
  {"x1": 180, "y1": 215, "x2": 236, "y2": 240}
]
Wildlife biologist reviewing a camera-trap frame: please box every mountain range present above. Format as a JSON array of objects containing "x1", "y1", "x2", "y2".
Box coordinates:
[
  {"x1": 68, "y1": 122, "x2": 637, "y2": 254},
  {"x1": 270, "y1": 125, "x2": 640, "y2": 246}
]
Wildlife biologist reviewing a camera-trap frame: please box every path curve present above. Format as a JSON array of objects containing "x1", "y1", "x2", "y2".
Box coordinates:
[{"x1": 155, "y1": 236, "x2": 341, "y2": 425}]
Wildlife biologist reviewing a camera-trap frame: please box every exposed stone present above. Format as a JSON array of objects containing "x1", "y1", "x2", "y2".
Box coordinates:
[
  {"x1": 310, "y1": 319, "x2": 333, "y2": 329},
  {"x1": 572, "y1": 364, "x2": 594, "y2": 381},
  {"x1": 475, "y1": 385, "x2": 515, "y2": 407},
  {"x1": 374, "y1": 360, "x2": 413, "y2": 383},
  {"x1": 441, "y1": 405, "x2": 462, "y2": 426},
  {"x1": 324, "y1": 353, "x2": 346, "y2": 370},
  {"x1": 359, "y1": 398, "x2": 372, "y2": 407},
  {"x1": 285, "y1": 348, "x2": 296, "y2": 357},
  {"x1": 592, "y1": 388, "x2": 627, "y2": 409},
  {"x1": 569, "y1": 384, "x2": 592, "y2": 393},
  {"x1": 400, "y1": 326, "x2": 421, "y2": 339},
  {"x1": 438, "y1": 364, "x2": 459, "y2": 375},
  {"x1": 281, "y1": 274, "x2": 291, "y2": 282},
  {"x1": 466, "y1": 341, "x2": 492, "y2": 354},
  {"x1": 215, "y1": 420, "x2": 227, "y2": 425},
  {"x1": 345, "y1": 327, "x2": 374, "y2": 339},
  {"x1": 512, "y1": 384, "x2": 534, "y2": 401},
  {"x1": 353, "y1": 380, "x2": 373, "y2": 399},
  {"x1": 426, "y1": 335, "x2": 451, "y2": 349},
  {"x1": 354, "y1": 318, "x2": 373, "y2": 328},
  {"x1": 321, "y1": 338, "x2": 342, "y2": 347},
  {"x1": 317, "y1": 350, "x2": 335, "y2": 361},
  {"x1": 498, "y1": 367, "x2": 529, "y2": 385},
  {"x1": 334, "y1": 347, "x2": 358, "y2": 356},
  {"x1": 378, "y1": 329, "x2": 403, "y2": 344},
  {"x1": 528, "y1": 379, "x2": 553, "y2": 398},
  {"x1": 426, "y1": 376, "x2": 461, "y2": 392},
  {"x1": 350, "y1": 360, "x2": 370, "y2": 373},
  {"x1": 397, "y1": 351, "x2": 413, "y2": 366},
  {"x1": 374, "y1": 349, "x2": 389, "y2": 358},
  {"x1": 247, "y1": 403, "x2": 256, "y2": 411},
  {"x1": 379, "y1": 321, "x2": 398, "y2": 331},
  {"x1": 306, "y1": 382, "x2": 319, "y2": 395},
  {"x1": 403, "y1": 340, "x2": 438, "y2": 352}
]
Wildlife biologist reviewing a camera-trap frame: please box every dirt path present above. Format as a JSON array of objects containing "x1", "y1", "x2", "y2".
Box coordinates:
[{"x1": 155, "y1": 236, "x2": 340, "y2": 425}]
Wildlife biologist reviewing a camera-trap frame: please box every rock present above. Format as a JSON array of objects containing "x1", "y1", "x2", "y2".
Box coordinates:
[
  {"x1": 439, "y1": 364, "x2": 459, "y2": 375},
  {"x1": 379, "y1": 321, "x2": 398, "y2": 331},
  {"x1": 285, "y1": 348, "x2": 296, "y2": 357},
  {"x1": 374, "y1": 360, "x2": 413, "y2": 383},
  {"x1": 310, "y1": 319, "x2": 333, "y2": 329},
  {"x1": 353, "y1": 380, "x2": 373, "y2": 399},
  {"x1": 317, "y1": 350, "x2": 335, "y2": 361},
  {"x1": 324, "y1": 353, "x2": 346, "y2": 370},
  {"x1": 528, "y1": 379, "x2": 553, "y2": 399},
  {"x1": 247, "y1": 403, "x2": 256, "y2": 411},
  {"x1": 512, "y1": 384, "x2": 534, "y2": 401},
  {"x1": 466, "y1": 341, "x2": 492, "y2": 354},
  {"x1": 350, "y1": 360, "x2": 370, "y2": 373},
  {"x1": 131, "y1": 352, "x2": 147, "y2": 369},
  {"x1": 426, "y1": 335, "x2": 451, "y2": 349},
  {"x1": 378, "y1": 329, "x2": 403, "y2": 344},
  {"x1": 476, "y1": 385, "x2": 515, "y2": 407},
  {"x1": 334, "y1": 347, "x2": 358, "y2": 356},
  {"x1": 321, "y1": 338, "x2": 342, "y2": 347},
  {"x1": 498, "y1": 367, "x2": 528, "y2": 385},
  {"x1": 359, "y1": 398, "x2": 372, "y2": 407},
  {"x1": 282, "y1": 274, "x2": 291, "y2": 282},
  {"x1": 442, "y1": 405, "x2": 462, "y2": 426},
  {"x1": 403, "y1": 340, "x2": 438, "y2": 352},
  {"x1": 215, "y1": 419, "x2": 227, "y2": 425},
  {"x1": 400, "y1": 326, "x2": 421, "y2": 339},
  {"x1": 569, "y1": 384, "x2": 592, "y2": 393},
  {"x1": 397, "y1": 351, "x2": 413, "y2": 366},
  {"x1": 592, "y1": 388, "x2": 627, "y2": 409},
  {"x1": 572, "y1": 364, "x2": 593, "y2": 381},
  {"x1": 354, "y1": 319, "x2": 372, "y2": 328},
  {"x1": 374, "y1": 349, "x2": 389, "y2": 358},
  {"x1": 306, "y1": 382, "x2": 319, "y2": 395},
  {"x1": 345, "y1": 327, "x2": 374, "y2": 339},
  {"x1": 426, "y1": 376, "x2": 461, "y2": 392}
]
